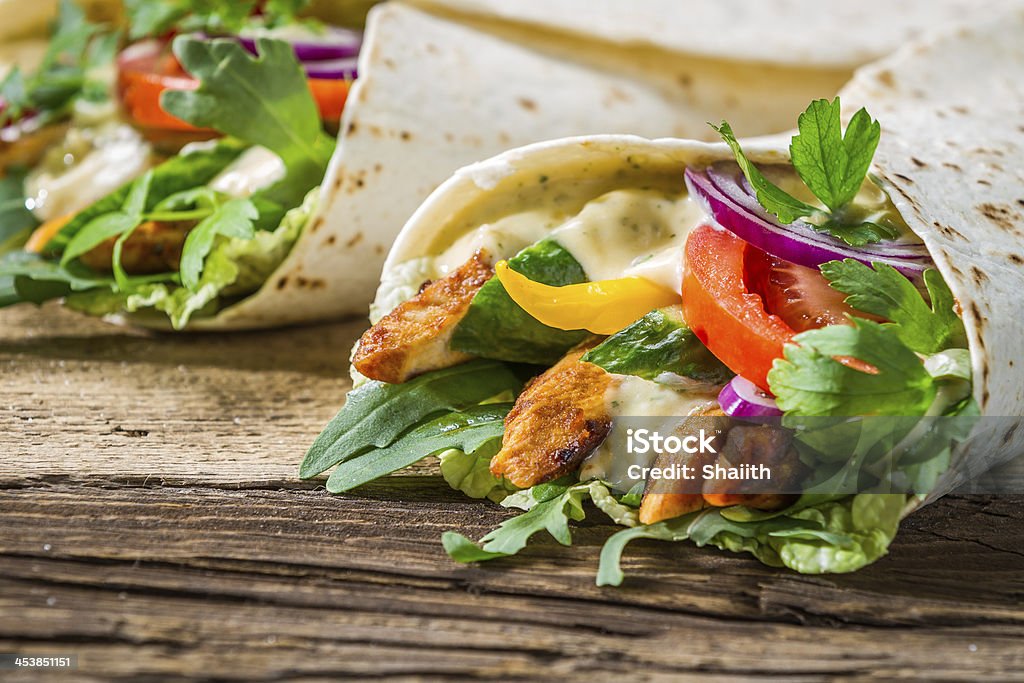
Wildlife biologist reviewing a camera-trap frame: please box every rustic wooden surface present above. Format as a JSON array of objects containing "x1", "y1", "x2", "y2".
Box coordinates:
[{"x1": 1, "y1": 303, "x2": 1023, "y2": 682}]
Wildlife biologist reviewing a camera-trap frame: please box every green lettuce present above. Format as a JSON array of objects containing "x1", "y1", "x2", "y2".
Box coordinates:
[
  {"x1": 597, "y1": 493, "x2": 906, "y2": 586},
  {"x1": 64, "y1": 186, "x2": 317, "y2": 327},
  {"x1": 438, "y1": 442, "x2": 513, "y2": 503}
]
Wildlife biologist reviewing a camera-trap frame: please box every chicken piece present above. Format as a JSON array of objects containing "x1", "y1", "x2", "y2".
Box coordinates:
[
  {"x1": 1, "y1": 121, "x2": 71, "y2": 174},
  {"x1": 703, "y1": 423, "x2": 805, "y2": 511},
  {"x1": 79, "y1": 220, "x2": 195, "y2": 274},
  {"x1": 639, "y1": 407, "x2": 731, "y2": 525},
  {"x1": 490, "y1": 343, "x2": 610, "y2": 488},
  {"x1": 353, "y1": 250, "x2": 494, "y2": 384}
]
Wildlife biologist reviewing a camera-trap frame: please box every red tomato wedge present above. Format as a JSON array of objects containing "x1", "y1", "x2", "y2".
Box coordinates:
[
  {"x1": 743, "y1": 248, "x2": 870, "y2": 333},
  {"x1": 682, "y1": 224, "x2": 796, "y2": 391},
  {"x1": 116, "y1": 40, "x2": 352, "y2": 133}
]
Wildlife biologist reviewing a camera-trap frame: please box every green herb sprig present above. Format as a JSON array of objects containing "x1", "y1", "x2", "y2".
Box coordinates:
[{"x1": 713, "y1": 98, "x2": 897, "y2": 246}]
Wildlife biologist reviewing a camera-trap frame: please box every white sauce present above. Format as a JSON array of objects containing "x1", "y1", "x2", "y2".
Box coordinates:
[
  {"x1": 549, "y1": 190, "x2": 703, "y2": 293},
  {"x1": 208, "y1": 146, "x2": 286, "y2": 198},
  {"x1": 434, "y1": 187, "x2": 705, "y2": 292},
  {"x1": 26, "y1": 123, "x2": 151, "y2": 221},
  {"x1": 436, "y1": 208, "x2": 557, "y2": 275},
  {"x1": 580, "y1": 375, "x2": 719, "y2": 492}
]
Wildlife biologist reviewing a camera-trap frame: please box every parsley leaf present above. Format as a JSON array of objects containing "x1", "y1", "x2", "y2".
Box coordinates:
[
  {"x1": 179, "y1": 198, "x2": 258, "y2": 290},
  {"x1": 820, "y1": 260, "x2": 968, "y2": 354},
  {"x1": 767, "y1": 318, "x2": 937, "y2": 417},
  {"x1": 791, "y1": 99, "x2": 880, "y2": 212},
  {"x1": 712, "y1": 98, "x2": 892, "y2": 247},
  {"x1": 711, "y1": 121, "x2": 816, "y2": 224},
  {"x1": 162, "y1": 36, "x2": 335, "y2": 208}
]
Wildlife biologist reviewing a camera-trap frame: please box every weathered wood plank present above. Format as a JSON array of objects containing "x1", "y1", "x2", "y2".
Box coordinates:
[
  {"x1": 1, "y1": 486, "x2": 1024, "y2": 680},
  {"x1": 2, "y1": 305, "x2": 1023, "y2": 680}
]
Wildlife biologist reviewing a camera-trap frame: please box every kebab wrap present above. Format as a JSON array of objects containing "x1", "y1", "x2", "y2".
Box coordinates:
[
  {"x1": 4, "y1": 2, "x2": 1019, "y2": 330},
  {"x1": 301, "y1": 10, "x2": 1024, "y2": 581}
]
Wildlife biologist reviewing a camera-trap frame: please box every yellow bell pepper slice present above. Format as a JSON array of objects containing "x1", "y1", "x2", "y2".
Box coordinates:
[{"x1": 495, "y1": 260, "x2": 679, "y2": 335}]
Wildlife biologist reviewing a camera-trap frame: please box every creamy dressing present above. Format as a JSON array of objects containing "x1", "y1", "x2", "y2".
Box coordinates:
[
  {"x1": 579, "y1": 375, "x2": 719, "y2": 492},
  {"x1": 550, "y1": 189, "x2": 703, "y2": 293},
  {"x1": 435, "y1": 208, "x2": 556, "y2": 275},
  {"x1": 26, "y1": 123, "x2": 152, "y2": 221},
  {"x1": 208, "y1": 146, "x2": 286, "y2": 198},
  {"x1": 435, "y1": 187, "x2": 703, "y2": 292}
]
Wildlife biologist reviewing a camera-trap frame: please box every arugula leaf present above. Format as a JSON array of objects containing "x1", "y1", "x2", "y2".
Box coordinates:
[
  {"x1": 162, "y1": 36, "x2": 335, "y2": 207},
  {"x1": 0, "y1": 251, "x2": 113, "y2": 308},
  {"x1": 124, "y1": 0, "x2": 193, "y2": 40},
  {"x1": 64, "y1": 186, "x2": 317, "y2": 328},
  {"x1": 820, "y1": 260, "x2": 967, "y2": 355},
  {"x1": 451, "y1": 238, "x2": 590, "y2": 365},
  {"x1": 597, "y1": 516, "x2": 692, "y2": 586},
  {"x1": 326, "y1": 404, "x2": 511, "y2": 493},
  {"x1": 442, "y1": 532, "x2": 510, "y2": 562},
  {"x1": 1, "y1": 0, "x2": 109, "y2": 127},
  {"x1": 768, "y1": 318, "x2": 937, "y2": 417},
  {"x1": 301, "y1": 360, "x2": 522, "y2": 478},
  {"x1": 582, "y1": 305, "x2": 732, "y2": 384},
  {"x1": 179, "y1": 199, "x2": 258, "y2": 289},
  {"x1": 124, "y1": 0, "x2": 311, "y2": 39},
  {"x1": 446, "y1": 481, "x2": 589, "y2": 562},
  {"x1": 47, "y1": 139, "x2": 248, "y2": 253},
  {"x1": 62, "y1": 171, "x2": 154, "y2": 267},
  {"x1": 711, "y1": 120, "x2": 817, "y2": 224}
]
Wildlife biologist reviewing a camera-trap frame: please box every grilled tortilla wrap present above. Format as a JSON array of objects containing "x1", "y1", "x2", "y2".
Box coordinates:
[{"x1": 324, "y1": 9, "x2": 1023, "y2": 574}]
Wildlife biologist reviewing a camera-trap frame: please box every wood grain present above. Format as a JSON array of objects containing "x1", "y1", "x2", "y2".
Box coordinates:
[{"x1": 1, "y1": 303, "x2": 1023, "y2": 681}]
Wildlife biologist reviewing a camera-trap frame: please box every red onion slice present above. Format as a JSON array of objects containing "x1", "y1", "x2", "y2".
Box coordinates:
[
  {"x1": 302, "y1": 56, "x2": 358, "y2": 80},
  {"x1": 718, "y1": 375, "x2": 783, "y2": 418},
  {"x1": 237, "y1": 26, "x2": 362, "y2": 61},
  {"x1": 685, "y1": 164, "x2": 931, "y2": 280}
]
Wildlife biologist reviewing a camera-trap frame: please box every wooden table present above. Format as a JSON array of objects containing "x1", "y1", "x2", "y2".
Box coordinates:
[{"x1": 1, "y1": 303, "x2": 1022, "y2": 681}]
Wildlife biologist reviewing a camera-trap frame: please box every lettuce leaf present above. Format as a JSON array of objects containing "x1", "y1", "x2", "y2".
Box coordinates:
[
  {"x1": 64, "y1": 186, "x2": 316, "y2": 327},
  {"x1": 438, "y1": 441, "x2": 512, "y2": 503},
  {"x1": 597, "y1": 493, "x2": 906, "y2": 585}
]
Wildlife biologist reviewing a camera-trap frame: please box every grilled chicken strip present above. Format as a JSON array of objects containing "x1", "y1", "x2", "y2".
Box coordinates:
[
  {"x1": 1, "y1": 121, "x2": 70, "y2": 175},
  {"x1": 353, "y1": 250, "x2": 494, "y2": 384},
  {"x1": 490, "y1": 343, "x2": 610, "y2": 488},
  {"x1": 638, "y1": 407, "x2": 730, "y2": 525},
  {"x1": 79, "y1": 220, "x2": 195, "y2": 274},
  {"x1": 702, "y1": 423, "x2": 804, "y2": 511}
]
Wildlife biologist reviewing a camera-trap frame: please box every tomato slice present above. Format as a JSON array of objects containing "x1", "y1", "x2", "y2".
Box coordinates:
[
  {"x1": 682, "y1": 224, "x2": 796, "y2": 391},
  {"x1": 116, "y1": 40, "x2": 352, "y2": 133},
  {"x1": 117, "y1": 40, "x2": 206, "y2": 132},
  {"x1": 743, "y1": 248, "x2": 867, "y2": 333},
  {"x1": 308, "y1": 78, "x2": 351, "y2": 125}
]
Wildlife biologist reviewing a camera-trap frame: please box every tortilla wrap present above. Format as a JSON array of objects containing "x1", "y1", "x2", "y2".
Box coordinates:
[
  {"x1": 367, "y1": 9, "x2": 1024, "y2": 513},
  {"x1": 134, "y1": 1, "x2": 1024, "y2": 329},
  {"x1": 7, "y1": 1, "x2": 1020, "y2": 330}
]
